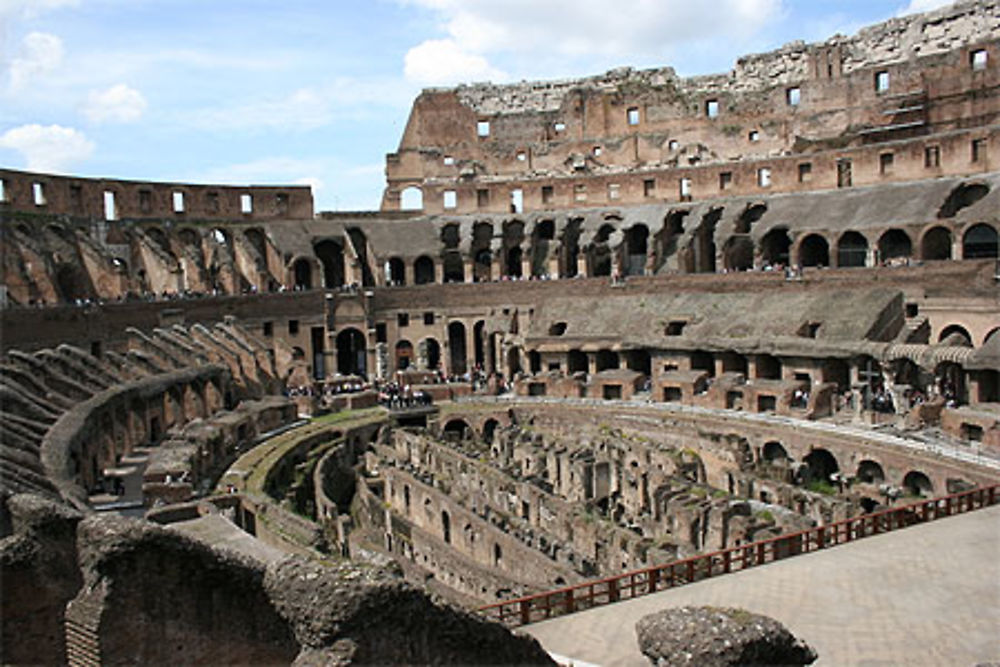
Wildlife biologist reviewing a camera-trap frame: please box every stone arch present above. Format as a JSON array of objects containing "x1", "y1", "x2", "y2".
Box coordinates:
[
  {"x1": 877, "y1": 228, "x2": 912, "y2": 262},
  {"x1": 938, "y1": 324, "x2": 973, "y2": 347},
  {"x1": 762, "y1": 441, "x2": 789, "y2": 463},
  {"x1": 936, "y1": 361, "x2": 966, "y2": 404},
  {"x1": 759, "y1": 227, "x2": 790, "y2": 267},
  {"x1": 902, "y1": 470, "x2": 933, "y2": 498},
  {"x1": 419, "y1": 337, "x2": 440, "y2": 371},
  {"x1": 937, "y1": 182, "x2": 989, "y2": 218},
  {"x1": 837, "y1": 231, "x2": 868, "y2": 268},
  {"x1": 719, "y1": 351, "x2": 748, "y2": 376},
  {"x1": 506, "y1": 347, "x2": 522, "y2": 377},
  {"x1": 962, "y1": 223, "x2": 998, "y2": 259},
  {"x1": 735, "y1": 203, "x2": 767, "y2": 234},
  {"x1": 756, "y1": 354, "x2": 782, "y2": 380},
  {"x1": 292, "y1": 257, "x2": 312, "y2": 289},
  {"x1": 803, "y1": 448, "x2": 839, "y2": 483},
  {"x1": 482, "y1": 418, "x2": 499, "y2": 444},
  {"x1": 984, "y1": 327, "x2": 1000, "y2": 347},
  {"x1": 414, "y1": 255, "x2": 435, "y2": 284},
  {"x1": 722, "y1": 236, "x2": 754, "y2": 271},
  {"x1": 336, "y1": 328, "x2": 367, "y2": 376},
  {"x1": 856, "y1": 460, "x2": 885, "y2": 484},
  {"x1": 473, "y1": 320, "x2": 486, "y2": 368},
  {"x1": 441, "y1": 509, "x2": 451, "y2": 544},
  {"x1": 920, "y1": 225, "x2": 952, "y2": 261},
  {"x1": 473, "y1": 249, "x2": 492, "y2": 282},
  {"x1": 442, "y1": 251, "x2": 464, "y2": 283},
  {"x1": 386, "y1": 256, "x2": 405, "y2": 285},
  {"x1": 624, "y1": 224, "x2": 649, "y2": 276},
  {"x1": 400, "y1": 186, "x2": 423, "y2": 211},
  {"x1": 314, "y1": 239, "x2": 345, "y2": 288},
  {"x1": 443, "y1": 418, "x2": 471, "y2": 440},
  {"x1": 798, "y1": 233, "x2": 829, "y2": 267},
  {"x1": 177, "y1": 227, "x2": 200, "y2": 248},
  {"x1": 505, "y1": 246, "x2": 523, "y2": 277},
  {"x1": 396, "y1": 339, "x2": 414, "y2": 371},
  {"x1": 244, "y1": 227, "x2": 268, "y2": 260},
  {"x1": 448, "y1": 321, "x2": 467, "y2": 375},
  {"x1": 589, "y1": 223, "x2": 616, "y2": 277}
]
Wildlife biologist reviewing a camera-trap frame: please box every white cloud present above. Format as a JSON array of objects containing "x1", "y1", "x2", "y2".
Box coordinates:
[
  {"x1": 402, "y1": 0, "x2": 783, "y2": 68},
  {"x1": 404, "y1": 38, "x2": 507, "y2": 85},
  {"x1": 898, "y1": 0, "x2": 955, "y2": 15},
  {"x1": 0, "y1": 123, "x2": 94, "y2": 171},
  {"x1": 82, "y1": 83, "x2": 148, "y2": 123},
  {"x1": 0, "y1": 0, "x2": 79, "y2": 22},
  {"x1": 7, "y1": 31, "x2": 63, "y2": 91}
]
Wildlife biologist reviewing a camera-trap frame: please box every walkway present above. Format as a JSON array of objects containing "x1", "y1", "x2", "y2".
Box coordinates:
[
  {"x1": 168, "y1": 513, "x2": 290, "y2": 565},
  {"x1": 523, "y1": 504, "x2": 1000, "y2": 666}
]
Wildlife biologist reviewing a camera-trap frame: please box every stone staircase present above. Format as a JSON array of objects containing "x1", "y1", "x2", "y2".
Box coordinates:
[{"x1": 64, "y1": 594, "x2": 103, "y2": 667}]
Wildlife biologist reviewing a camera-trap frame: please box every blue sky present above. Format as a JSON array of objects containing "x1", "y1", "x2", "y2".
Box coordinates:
[{"x1": 0, "y1": 0, "x2": 954, "y2": 211}]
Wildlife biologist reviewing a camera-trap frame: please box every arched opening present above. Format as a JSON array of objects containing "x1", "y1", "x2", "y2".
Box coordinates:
[
  {"x1": 735, "y1": 203, "x2": 767, "y2": 234},
  {"x1": 441, "y1": 223, "x2": 460, "y2": 249},
  {"x1": 473, "y1": 320, "x2": 486, "y2": 368},
  {"x1": 178, "y1": 228, "x2": 200, "y2": 248},
  {"x1": 762, "y1": 441, "x2": 788, "y2": 463},
  {"x1": 938, "y1": 324, "x2": 973, "y2": 347},
  {"x1": 422, "y1": 338, "x2": 441, "y2": 370},
  {"x1": 624, "y1": 349, "x2": 651, "y2": 376},
  {"x1": 590, "y1": 223, "x2": 615, "y2": 277},
  {"x1": 443, "y1": 251, "x2": 464, "y2": 283},
  {"x1": 920, "y1": 226, "x2": 952, "y2": 261},
  {"x1": 856, "y1": 460, "x2": 885, "y2": 485},
  {"x1": 877, "y1": 229, "x2": 912, "y2": 262},
  {"x1": 395, "y1": 340, "x2": 414, "y2": 371},
  {"x1": 314, "y1": 240, "x2": 345, "y2": 288},
  {"x1": 506, "y1": 347, "x2": 522, "y2": 377},
  {"x1": 386, "y1": 257, "x2": 406, "y2": 285},
  {"x1": 474, "y1": 249, "x2": 492, "y2": 282},
  {"x1": 822, "y1": 358, "x2": 850, "y2": 392},
  {"x1": 414, "y1": 256, "x2": 435, "y2": 284},
  {"x1": 837, "y1": 231, "x2": 868, "y2": 268},
  {"x1": 244, "y1": 228, "x2": 268, "y2": 260},
  {"x1": 561, "y1": 218, "x2": 583, "y2": 278},
  {"x1": 985, "y1": 327, "x2": 1000, "y2": 346},
  {"x1": 595, "y1": 350, "x2": 619, "y2": 372},
  {"x1": 531, "y1": 220, "x2": 555, "y2": 278},
  {"x1": 567, "y1": 349, "x2": 588, "y2": 374},
  {"x1": 902, "y1": 471, "x2": 933, "y2": 498},
  {"x1": 400, "y1": 186, "x2": 423, "y2": 211},
  {"x1": 493, "y1": 543, "x2": 503, "y2": 567},
  {"x1": 759, "y1": 228, "x2": 791, "y2": 267},
  {"x1": 336, "y1": 328, "x2": 367, "y2": 376},
  {"x1": 505, "y1": 246, "x2": 523, "y2": 277},
  {"x1": 624, "y1": 224, "x2": 649, "y2": 276},
  {"x1": 448, "y1": 321, "x2": 467, "y2": 375},
  {"x1": 722, "y1": 236, "x2": 754, "y2": 272},
  {"x1": 962, "y1": 223, "x2": 999, "y2": 259},
  {"x1": 292, "y1": 258, "x2": 312, "y2": 290},
  {"x1": 803, "y1": 448, "x2": 840, "y2": 484},
  {"x1": 443, "y1": 418, "x2": 471, "y2": 441},
  {"x1": 482, "y1": 418, "x2": 499, "y2": 444},
  {"x1": 798, "y1": 234, "x2": 829, "y2": 267},
  {"x1": 938, "y1": 182, "x2": 989, "y2": 218}
]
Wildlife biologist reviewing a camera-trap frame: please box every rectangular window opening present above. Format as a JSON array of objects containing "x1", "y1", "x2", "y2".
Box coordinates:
[
  {"x1": 288, "y1": 319, "x2": 300, "y2": 335},
  {"x1": 608, "y1": 183, "x2": 620, "y2": 200},
  {"x1": 554, "y1": 121, "x2": 566, "y2": 133},
  {"x1": 786, "y1": 87, "x2": 801, "y2": 106},
  {"x1": 573, "y1": 184, "x2": 586, "y2": 203},
  {"x1": 643, "y1": 178, "x2": 656, "y2": 197},
  {"x1": 874, "y1": 70, "x2": 890, "y2": 93},
  {"x1": 477, "y1": 120, "x2": 490, "y2": 137},
  {"x1": 516, "y1": 151, "x2": 527, "y2": 162},
  {"x1": 172, "y1": 191, "x2": 185, "y2": 214},
  {"x1": 748, "y1": 130, "x2": 760, "y2": 142},
  {"x1": 263, "y1": 321, "x2": 273, "y2": 337},
  {"x1": 971, "y1": 49, "x2": 988, "y2": 71},
  {"x1": 138, "y1": 189, "x2": 152, "y2": 214},
  {"x1": 397, "y1": 313, "x2": 409, "y2": 327},
  {"x1": 376, "y1": 323, "x2": 387, "y2": 343},
  {"x1": 627, "y1": 107, "x2": 640, "y2": 125},
  {"x1": 423, "y1": 312, "x2": 434, "y2": 325},
  {"x1": 443, "y1": 155, "x2": 455, "y2": 165},
  {"x1": 443, "y1": 190, "x2": 457, "y2": 209},
  {"x1": 879, "y1": 152, "x2": 894, "y2": 175},
  {"x1": 240, "y1": 193, "x2": 253, "y2": 214},
  {"x1": 837, "y1": 159, "x2": 852, "y2": 188},
  {"x1": 103, "y1": 191, "x2": 117, "y2": 221},
  {"x1": 510, "y1": 188, "x2": 523, "y2": 213},
  {"x1": 592, "y1": 146, "x2": 602, "y2": 157},
  {"x1": 679, "y1": 178, "x2": 692, "y2": 201},
  {"x1": 32, "y1": 182, "x2": 46, "y2": 206},
  {"x1": 541, "y1": 185, "x2": 554, "y2": 205},
  {"x1": 924, "y1": 146, "x2": 941, "y2": 168},
  {"x1": 477, "y1": 188, "x2": 489, "y2": 209},
  {"x1": 757, "y1": 167, "x2": 772, "y2": 188},
  {"x1": 719, "y1": 172, "x2": 732, "y2": 190},
  {"x1": 276, "y1": 193, "x2": 289, "y2": 215},
  {"x1": 665, "y1": 321, "x2": 687, "y2": 336},
  {"x1": 705, "y1": 99, "x2": 719, "y2": 118},
  {"x1": 207, "y1": 192, "x2": 220, "y2": 213},
  {"x1": 972, "y1": 138, "x2": 987, "y2": 163},
  {"x1": 798, "y1": 163, "x2": 812, "y2": 183},
  {"x1": 0, "y1": 178, "x2": 6, "y2": 203}
]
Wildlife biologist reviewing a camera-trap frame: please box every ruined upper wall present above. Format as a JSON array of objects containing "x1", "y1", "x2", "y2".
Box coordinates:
[
  {"x1": 450, "y1": 0, "x2": 1000, "y2": 115},
  {"x1": 0, "y1": 168, "x2": 314, "y2": 221}
]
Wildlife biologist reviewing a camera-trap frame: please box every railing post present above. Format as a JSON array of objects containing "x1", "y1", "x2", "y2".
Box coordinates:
[
  {"x1": 519, "y1": 600, "x2": 531, "y2": 626},
  {"x1": 565, "y1": 587, "x2": 574, "y2": 614},
  {"x1": 687, "y1": 560, "x2": 696, "y2": 582},
  {"x1": 817, "y1": 526, "x2": 825, "y2": 550},
  {"x1": 945, "y1": 497, "x2": 952, "y2": 516},
  {"x1": 989, "y1": 486, "x2": 996, "y2": 506},
  {"x1": 608, "y1": 578, "x2": 619, "y2": 603},
  {"x1": 648, "y1": 568, "x2": 659, "y2": 594},
  {"x1": 723, "y1": 550, "x2": 731, "y2": 573}
]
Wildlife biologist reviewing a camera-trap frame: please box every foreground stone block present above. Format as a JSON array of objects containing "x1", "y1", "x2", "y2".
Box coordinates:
[{"x1": 635, "y1": 605, "x2": 817, "y2": 666}]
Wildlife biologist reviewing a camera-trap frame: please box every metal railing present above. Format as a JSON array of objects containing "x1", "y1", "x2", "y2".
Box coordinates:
[{"x1": 478, "y1": 484, "x2": 999, "y2": 627}]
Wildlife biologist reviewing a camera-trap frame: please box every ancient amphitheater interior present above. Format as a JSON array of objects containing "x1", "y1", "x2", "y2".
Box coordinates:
[{"x1": 2, "y1": 1, "x2": 999, "y2": 665}]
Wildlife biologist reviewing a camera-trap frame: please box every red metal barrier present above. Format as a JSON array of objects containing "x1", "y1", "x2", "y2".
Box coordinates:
[{"x1": 478, "y1": 483, "x2": 1000, "y2": 627}]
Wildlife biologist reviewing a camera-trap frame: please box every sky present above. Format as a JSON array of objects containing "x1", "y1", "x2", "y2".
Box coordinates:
[{"x1": 0, "y1": 0, "x2": 957, "y2": 212}]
